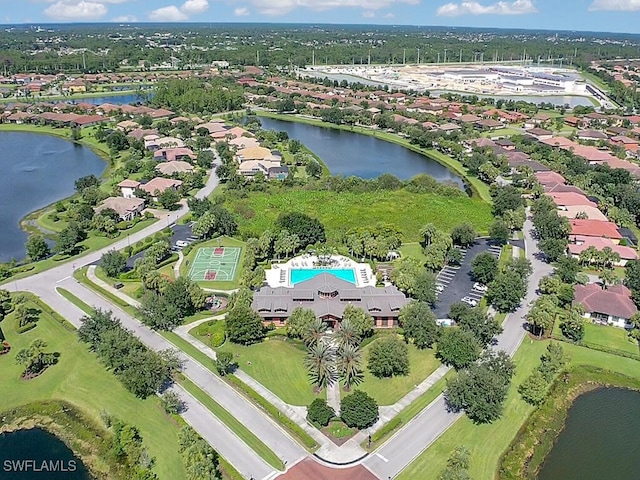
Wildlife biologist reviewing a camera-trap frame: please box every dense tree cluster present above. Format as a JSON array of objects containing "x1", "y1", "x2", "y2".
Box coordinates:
[
  {"x1": 225, "y1": 304, "x2": 265, "y2": 345},
  {"x1": 340, "y1": 390, "x2": 379, "y2": 429},
  {"x1": 518, "y1": 343, "x2": 567, "y2": 406},
  {"x1": 106, "y1": 417, "x2": 158, "y2": 479},
  {"x1": 152, "y1": 78, "x2": 244, "y2": 114},
  {"x1": 531, "y1": 196, "x2": 571, "y2": 262},
  {"x1": 138, "y1": 277, "x2": 206, "y2": 330},
  {"x1": 276, "y1": 212, "x2": 326, "y2": 248},
  {"x1": 367, "y1": 335, "x2": 410, "y2": 378},
  {"x1": 445, "y1": 350, "x2": 515, "y2": 424},
  {"x1": 178, "y1": 426, "x2": 221, "y2": 480},
  {"x1": 78, "y1": 309, "x2": 176, "y2": 398},
  {"x1": 486, "y1": 257, "x2": 532, "y2": 313},
  {"x1": 344, "y1": 223, "x2": 402, "y2": 261},
  {"x1": 449, "y1": 302, "x2": 503, "y2": 347},
  {"x1": 399, "y1": 301, "x2": 441, "y2": 349},
  {"x1": 436, "y1": 328, "x2": 482, "y2": 370}
]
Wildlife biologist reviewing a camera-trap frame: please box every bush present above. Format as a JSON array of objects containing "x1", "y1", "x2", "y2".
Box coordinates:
[
  {"x1": 160, "y1": 391, "x2": 185, "y2": 414},
  {"x1": 307, "y1": 398, "x2": 335, "y2": 427},
  {"x1": 518, "y1": 371, "x2": 548, "y2": 406},
  {"x1": 215, "y1": 351, "x2": 235, "y2": 376},
  {"x1": 340, "y1": 390, "x2": 379, "y2": 429},
  {"x1": 367, "y1": 335, "x2": 409, "y2": 378}
]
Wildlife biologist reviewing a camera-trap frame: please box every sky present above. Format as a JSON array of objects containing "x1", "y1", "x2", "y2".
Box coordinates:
[{"x1": 2, "y1": 0, "x2": 640, "y2": 34}]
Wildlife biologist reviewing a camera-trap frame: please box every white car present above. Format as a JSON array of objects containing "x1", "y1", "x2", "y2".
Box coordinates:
[
  {"x1": 461, "y1": 296, "x2": 478, "y2": 307},
  {"x1": 473, "y1": 282, "x2": 488, "y2": 293},
  {"x1": 176, "y1": 240, "x2": 190, "y2": 247},
  {"x1": 436, "y1": 284, "x2": 444, "y2": 293}
]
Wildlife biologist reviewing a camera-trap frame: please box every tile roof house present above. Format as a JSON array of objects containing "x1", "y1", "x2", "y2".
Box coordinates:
[
  {"x1": 547, "y1": 192, "x2": 597, "y2": 208},
  {"x1": 569, "y1": 219, "x2": 622, "y2": 242},
  {"x1": 573, "y1": 283, "x2": 638, "y2": 328},
  {"x1": 118, "y1": 179, "x2": 141, "y2": 199},
  {"x1": 139, "y1": 177, "x2": 183, "y2": 201},
  {"x1": 251, "y1": 273, "x2": 409, "y2": 328},
  {"x1": 156, "y1": 161, "x2": 194, "y2": 176},
  {"x1": 153, "y1": 147, "x2": 196, "y2": 162},
  {"x1": 95, "y1": 197, "x2": 145, "y2": 221},
  {"x1": 568, "y1": 235, "x2": 638, "y2": 266},
  {"x1": 556, "y1": 205, "x2": 608, "y2": 222}
]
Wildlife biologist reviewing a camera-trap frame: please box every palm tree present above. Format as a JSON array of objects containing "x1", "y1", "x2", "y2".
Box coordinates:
[
  {"x1": 305, "y1": 342, "x2": 336, "y2": 391},
  {"x1": 600, "y1": 268, "x2": 619, "y2": 289},
  {"x1": 337, "y1": 343, "x2": 363, "y2": 391},
  {"x1": 303, "y1": 318, "x2": 327, "y2": 348},
  {"x1": 334, "y1": 319, "x2": 360, "y2": 348}
]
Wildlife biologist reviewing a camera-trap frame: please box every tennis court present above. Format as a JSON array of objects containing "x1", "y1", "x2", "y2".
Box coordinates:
[{"x1": 188, "y1": 246, "x2": 241, "y2": 282}]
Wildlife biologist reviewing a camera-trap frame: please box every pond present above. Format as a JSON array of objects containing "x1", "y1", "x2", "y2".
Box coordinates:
[
  {"x1": 0, "y1": 132, "x2": 106, "y2": 262},
  {"x1": 258, "y1": 116, "x2": 465, "y2": 187},
  {"x1": 0, "y1": 428, "x2": 91, "y2": 479},
  {"x1": 537, "y1": 387, "x2": 640, "y2": 480}
]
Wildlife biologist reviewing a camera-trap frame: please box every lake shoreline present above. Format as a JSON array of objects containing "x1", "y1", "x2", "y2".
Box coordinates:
[
  {"x1": 497, "y1": 365, "x2": 640, "y2": 480},
  {"x1": 254, "y1": 110, "x2": 491, "y2": 203},
  {"x1": 0, "y1": 400, "x2": 125, "y2": 479}
]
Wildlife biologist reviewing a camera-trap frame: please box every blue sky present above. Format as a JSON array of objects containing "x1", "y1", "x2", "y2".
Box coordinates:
[{"x1": 3, "y1": 1, "x2": 640, "y2": 34}]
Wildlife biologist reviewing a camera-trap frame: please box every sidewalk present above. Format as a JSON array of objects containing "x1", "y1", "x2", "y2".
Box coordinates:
[{"x1": 87, "y1": 266, "x2": 141, "y2": 308}]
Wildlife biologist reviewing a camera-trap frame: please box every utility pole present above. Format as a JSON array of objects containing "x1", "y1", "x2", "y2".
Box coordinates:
[
  {"x1": 417, "y1": 47, "x2": 420, "y2": 65},
  {"x1": 403, "y1": 48, "x2": 406, "y2": 65}
]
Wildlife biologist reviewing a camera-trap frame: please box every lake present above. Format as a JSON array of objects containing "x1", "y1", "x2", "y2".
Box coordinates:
[
  {"x1": 537, "y1": 388, "x2": 640, "y2": 480},
  {"x1": 0, "y1": 132, "x2": 106, "y2": 262},
  {"x1": 0, "y1": 428, "x2": 91, "y2": 479},
  {"x1": 258, "y1": 116, "x2": 465, "y2": 187}
]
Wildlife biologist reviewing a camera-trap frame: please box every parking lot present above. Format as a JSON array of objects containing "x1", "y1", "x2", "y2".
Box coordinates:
[{"x1": 432, "y1": 238, "x2": 502, "y2": 319}]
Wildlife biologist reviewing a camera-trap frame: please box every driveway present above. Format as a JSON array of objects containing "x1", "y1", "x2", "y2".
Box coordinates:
[{"x1": 432, "y1": 238, "x2": 501, "y2": 318}]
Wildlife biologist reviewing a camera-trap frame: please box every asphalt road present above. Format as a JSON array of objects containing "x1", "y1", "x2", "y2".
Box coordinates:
[
  {"x1": 5, "y1": 167, "x2": 306, "y2": 479},
  {"x1": 364, "y1": 216, "x2": 554, "y2": 479}
]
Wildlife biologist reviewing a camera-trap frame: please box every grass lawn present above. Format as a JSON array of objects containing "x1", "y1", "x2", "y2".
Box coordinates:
[
  {"x1": 357, "y1": 341, "x2": 441, "y2": 406},
  {"x1": 217, "y1": 338, "x2": 322, "y2": 406},
  {"x1": 223, "y1": 188, "x2": 492, "y2": 245},
  {"x1": 180, "y1": 236, "x2": 246, "y2": 290},
  {"x1": 582, "y1": 322, "x2": 639, "y2": 356},
  {"x1": 94, "y1": 265, "x2": 142, "y2": 298},
  {"x1": 0, "y1": 295, "x2": 186, "y2": 480},
  {"x1": 398, "y1": 338, "x2": 640, "y2": 480},
  {"x1": 399, "y1": 242, "x2": 427, "y2": 263}
]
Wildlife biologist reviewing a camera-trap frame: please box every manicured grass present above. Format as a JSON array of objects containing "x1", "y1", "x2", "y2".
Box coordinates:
[
  {"x1": 223, "y1": 188, "x2": 492, "y2": 245},
  {"x1": 399, "y1": 242, "x2": 426, "y2": 263},
  {"x1": 398, "y1": 338, "x2": 640, "y2": 480},
  {"x1": 325, "y1": 421, "x2": 356, "y2": 439},
  {"x1": 178, "y1": 378, "x2": 285, "y2": 471},
  {"x1": 191, "y1": 319, "x2": 226, "y2": 347},
  {"x1": 582, "y1": 322, "x2": 639, "y2": 356},
  {"x1": 0, "y1": 295, "x2": 186, "y2": 480},
  {"x1": 180, "y1": 236, "x2": 246, "y2": 290},
  {"x1": 56, "y1": 287, "x2": 94, "y2": 315},
  {"x1": 357, "y1": 341, "x2": 441, "y2": 406},
  {"x1": 217, "y1": 338, "x2": 321, "y2": 405},
  {"x1": 94, "y1": 265, "x2": 142, "y2": 298}
]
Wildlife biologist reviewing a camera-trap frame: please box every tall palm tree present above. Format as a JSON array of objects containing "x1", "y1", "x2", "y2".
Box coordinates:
[
  {"x1": 305, "y1": 342, "x2": 336, "y2": 391},
  {"x1": 337, "y1": 343, "x2": 363, "y2": 391},
  {"x1": 303, "y1": 318, "x2": 327, "y2": 348},
  {"x1": 334, "y1": 319, "x2": 360, "y2": 348}
]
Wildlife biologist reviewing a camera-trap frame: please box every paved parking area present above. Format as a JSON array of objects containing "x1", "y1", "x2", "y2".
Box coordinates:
[{"x1": 432, "y1": 238, "x2": 502, "y2": 319}]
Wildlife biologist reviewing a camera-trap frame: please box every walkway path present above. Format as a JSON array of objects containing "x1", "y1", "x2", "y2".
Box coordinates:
[
  {"x1": 363, "y1": 214, "x2": 554, "y2": 479},
  {"x1": 87, "y1": 265, "x2": 141, "y2": 308}
]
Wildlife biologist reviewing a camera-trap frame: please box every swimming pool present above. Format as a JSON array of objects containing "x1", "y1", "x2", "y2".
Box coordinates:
[{"x1": 290, "y1": 268, "x2": 357, "y2": 285}]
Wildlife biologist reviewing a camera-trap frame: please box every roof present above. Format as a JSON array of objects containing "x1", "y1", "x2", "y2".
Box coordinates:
[
  {"x1": 568, "y1": 236, "x2": 638, "y2": 260},
  {"x1": 547, "y1": 192, "x2": 597, "y2": 208},
  {"x1": 237, "y1": 146, "x2": 272, "y2": 160},
  {"x1": 95, "y1": 197, "x2": 144, "y2": 217},
  {"x1": 140, "y1": 177, "x2": 183, "y2": 195},
  {"x1": 577, "y1": 130, "x2": 608, "y2": 140},
  {"x1": 156, "y1": 161, "x2": 194, "y2": 175},
  {"x1": 251, "y1": 272, "x2": 409, "y2": 319},
  {"x1": 535, "y1": 171, "x2": 566, "y2": 186},
  {"x1": 557, "y1": 205, "x2": 608, "y2": 222},
  {"x1": 569, "y1": 219, "x2": 622, "y2": 240},
  {"x1": 573, "y1": 283, "x2": 637, "y2": 320},
  {"x1": 118, "y1": 179, "x2": 141, "y2": 188}
]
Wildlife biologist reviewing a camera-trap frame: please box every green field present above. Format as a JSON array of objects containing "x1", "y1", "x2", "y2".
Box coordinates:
[
  {"x1": 217, "y1": 338, "x2": 322, "y2": 406},
  {"x1": 582, "y1": 322, "x2": 639, "y2": 356},
  {"x1": 0, "y1": 295, "x2": 186, "y2": 479},
  {"x1": 358, "y1": 340, "x2": 441, "y2": 406},
  {"x1": 398, "y1": 338, "x2": 640, "y2": 480},
  {"x1": 223, "y1": 189, "x2": 492, "y2": 244}
]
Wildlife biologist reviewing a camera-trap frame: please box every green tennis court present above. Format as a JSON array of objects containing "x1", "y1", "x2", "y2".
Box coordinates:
[{"x1": 188, "y1": 247, "x2": 241, "y2": 282}]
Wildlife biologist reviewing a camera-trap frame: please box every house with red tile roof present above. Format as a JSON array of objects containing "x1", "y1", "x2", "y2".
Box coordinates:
[
  {"x1": 153, "y1": 147, "x2": 196, "y2": 162},
  {"x1": 573, "y1": 283, "x2": 637, "y2": 328},
  {"x1": 547, "y1": 192, "x2": 597, "y2": 208},
  {"x1": 568, "y1": 235, "x2": 638, "y2": 266},
  {"x1": 610, "y1": 135, "x2": 639, "y2": 153},
  {"x1": 139, "y1": 177, "x2": 183, "y2": 201},
  {"x1": 118, "y1": 179, "x2": 141, "y2": 198},
  {"x1": 569, "y1": 219, "x2": 622, "y2": 242},
  {"x1": 535, "y1": 171, "x2": 566, "y2": 186}
]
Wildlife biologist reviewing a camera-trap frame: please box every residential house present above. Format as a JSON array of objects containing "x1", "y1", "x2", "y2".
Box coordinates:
[
  {"x1": 140, "y1": 177, "x2": 183, "y2": 201},
  {"x1": 118, "y1": 179, "x2": 141, "y2": 199},
  {"x1": 153, "y1": 147, "x2": 196, "y2": 162},
  {"x1": 573, "y1": 283, "x2": 637, "y2": 329},
  {"x1": 556, "y1": 205, "x2": 608, "y2": 222},
  {"x1": 547, "y1": 192, "x2": 597, "y2": 208},
  {"x1": 95, "y1": 197, "x2": 145, "y2": 221},
  {"x1": 577, "y1": 130, "x2": 608, "y2": 141},
  {"x1": 156, "y1": 161, "x2": 194, "y2": 176},
  {"x1": 568, "y1": 236, "x2": 638, "y2": 267},
  {"x1": 525, "y1": 128, "x2": 553, "y2": 140},
  {"x1": 569, "y1": 219, "x2": 622, "y2": 242},
  {"x1": 610, "y1": 136, "x2": 639, "y2": 153}
]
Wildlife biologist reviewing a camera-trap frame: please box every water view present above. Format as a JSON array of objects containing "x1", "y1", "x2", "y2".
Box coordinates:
[
  {"x1": 0, "y1": 428, "x2": 91, "y2": 479},
  {"x1": 537, "y1": 388, "x2": 640, "y2": 480},
  {"x1": 258, "y1": 116, "x2": 465, "y2": 187},
  {"x1": 0, "y1": 132, "x2": 106, "y2": 262}
]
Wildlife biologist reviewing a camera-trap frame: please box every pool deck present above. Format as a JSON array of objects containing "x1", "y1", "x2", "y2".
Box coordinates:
[{"x1": 265, "y1": 254, "x2": 376, "y2": 288}]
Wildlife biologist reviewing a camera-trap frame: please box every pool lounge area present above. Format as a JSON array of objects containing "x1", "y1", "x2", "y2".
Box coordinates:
[{"x1": 265, "y1": 254, "x2": 376, "y2": 288}]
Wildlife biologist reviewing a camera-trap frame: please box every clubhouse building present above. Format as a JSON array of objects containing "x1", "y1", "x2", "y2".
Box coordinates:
[{"x1": 251, "y1": 272, "x2": 409, "y2": 329}]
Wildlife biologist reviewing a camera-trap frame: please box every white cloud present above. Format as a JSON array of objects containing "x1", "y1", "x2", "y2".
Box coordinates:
[
  {"x1": 589, "y1": 0, "x2": 640, "y2": 10},
  {"x1": 112, "y1": 14, "x2": 138, "y2": 21},
  {"x1": 44, "y1": 0, "x2": 108, "y2": 20},
  {"x1": 234, "y1": 7, "x2": 250, "y2": 15},
  {"x1": 239, "y1": 0, "x2": 419, "y2": 16},
  {"x1": 436, "y1": 0, "x2": 537, "y2": 16},
  {"x1": 149, "y1": 0, "x2": 209, "y2": 21},
  {"x1": 384, "y1": 11, "x2": 395, "y2": 17},
  {"x1": 181, "y1": 0, "x2": 209, "y2": 14},
  {"x1": 149, "y1": 5, "x2": 188, "y2": 20},
  {"x1": 363, "y1": 10, "x2": 375, "y2": 17}
]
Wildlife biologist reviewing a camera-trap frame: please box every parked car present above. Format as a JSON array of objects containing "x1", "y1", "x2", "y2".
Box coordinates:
[
  {"x1": 176, "y1": 240, "x2": 190, "y2": 247},
  {"x1": 461, "y1": 296, "x2": 478, "y2": 307},
  {"x1": 436, "y1": 284, "x2": 444, "y2": 293},
  {"x1": 473, "y1": 282, "x2": 488, "y2": 293}
]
